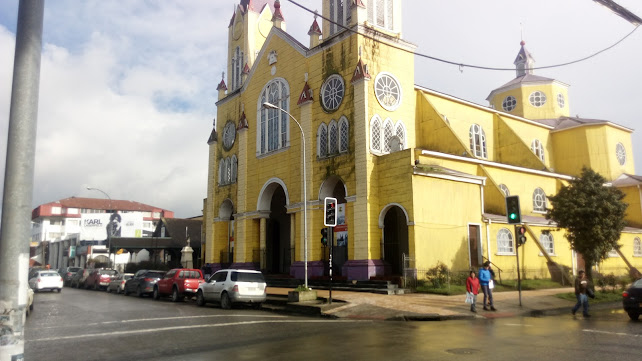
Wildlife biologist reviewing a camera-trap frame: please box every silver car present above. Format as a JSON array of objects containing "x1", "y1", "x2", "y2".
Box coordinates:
[
  {"x1": 196, "y1": 269, "x2": 266, "y2": 309},
  {"x1": 29, "y1": 271, "x2": 63, "y2": 293}
]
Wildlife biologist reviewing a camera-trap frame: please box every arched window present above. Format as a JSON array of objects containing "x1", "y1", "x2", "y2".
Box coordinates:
[
  {"x1": 329, "y1": 120, "x2": 339, "y2": 154},
  {"x1": 329, "y1": 0, "x2": 349, "y2": 35},
  {"x1": 367, "y1": 0, "x2": 395, "y2": 31},
  {"x1": 339, "y1": 116, "x2": 349, "y2": 152},
  {"x1": 531, "y1": 139, "x2": 545, "y2": 161},
  {"x1": 497, "y1": 228, "x2": 514, "y2": 254},
  {"x1": 257, "y1": 79, "x2": 289, "y2": 155},
  {"x1": 383, "y1": 119, "x2": 394, "y2": 153},
  {"x1": 634, "y1": 237, "x2": 641, "y2": 257},
  {"x1": 371, "y1": 116, "x2": 381, "y2": 153},
  {"x1": 533, "y1": 188, "x2": 547, "y2": 212},
  {"x1": 219, "y1": 161, "x2": 225, "y2": 186},
  {"x1": 499, "y1": 184, "x2": 510, "y2": 197},
  {"x1": 539, "y1": 232, "x2": 555, "y2": 255},
  {"x1": 231, "y1": 155, "x2": 238, "y2": 183},
  {"x1": 317, "y1": 123, "x2": 328, "y2": 158},
  {"x1": 469, "y1": 124, "x2": 487, "y2": 158},
  {"x1": 395, "y1": 122, "x2": 405, "y2": 149},
  {"x1": 225, "y1": 158, "x2": 232, "y2": 184},
  {"x1": 232, "y1": 47, "x2": 243, "y2": 90}
]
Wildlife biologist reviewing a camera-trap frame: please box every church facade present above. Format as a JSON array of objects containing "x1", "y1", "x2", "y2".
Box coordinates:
[{"x1": 204, "y1": 0, "x2": 642, "y2": 282}]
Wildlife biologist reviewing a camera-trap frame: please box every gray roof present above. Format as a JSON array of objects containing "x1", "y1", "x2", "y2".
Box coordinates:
[{"x1": 612, "y1": 173, "x2": 642, "y2": 187}]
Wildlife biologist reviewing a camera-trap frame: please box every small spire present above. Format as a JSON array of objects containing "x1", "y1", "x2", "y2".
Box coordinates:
[{"x1": 272, "y1": 0, "x2": 285, "y2": 21}]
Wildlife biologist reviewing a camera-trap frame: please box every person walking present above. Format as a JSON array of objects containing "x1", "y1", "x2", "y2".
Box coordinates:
[
  {"x1": 572, "y1": 270, "x2": 590, "y2": 317},
  {"x1": 479, "y1": 261, "x2": 496, "y2": 311},
  {"x1": 466, "y1": 270, "x2": 480, "y2": 313}
]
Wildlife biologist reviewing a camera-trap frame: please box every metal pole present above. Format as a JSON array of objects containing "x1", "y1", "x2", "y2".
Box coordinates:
[
  {"x1": 329, "y1": 226, "x2": 333, "y2": 304},
  {"x1": 0, "y1": 1, "x2": 44, "y2": 360},
  {"x1": 86, "y1": 187, "x2": 113, "y2": 267},
  {"x1": 263, "y1": 103, "x2": 308, "y2": 289},
  {"x1": 515, "y1": 225, "x2": 522, "y2": 307}
]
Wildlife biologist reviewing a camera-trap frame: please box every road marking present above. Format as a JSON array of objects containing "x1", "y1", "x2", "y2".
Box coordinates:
[
  {"x1": 35, "y1": 314, "x2": 286, "y2": 329},
  {"x1": 29, "y1": 319, "x2": 366, "y2": 342},
  {"x1": 583, "y1": 329, "x2": 642, "y2": 338},
  {"x1": 504, "y1": 323, "x2": 533, "y2": 327}
]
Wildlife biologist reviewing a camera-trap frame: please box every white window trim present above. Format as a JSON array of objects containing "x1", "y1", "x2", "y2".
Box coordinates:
[
  {"x1": 370, "y1": 115, "x2": 383, "y2": 154},
  {"x1": 538, "y1": 232, "x2": 556, "y2": 256},
  {"x1": 373, "y1": 72, "x2": 402, "y2": 111},
  {"x1": 338, "y1": 116, "x2": 349, "y2": 153},
  {"x1": 256, "y1": 78, "x2": 290, "y2": 156},
  {"x1": 532, "y1": 187, "x2": 547, "y2": 212},
  {"x1": 496, "y1": 228, "x2": 515, "y2": 255},
  {"x1": 469, "y1": 124, "x2": 487, "y2": 159},
  {"x1": 633, "y1": 237, "x2": 641, "y2": 257},
  {"x1": 367, "y1": 0, "x2": 395, "y2": 31},
  {"x1": 317, "y1": 123, "x2": 328, "y2": 158},
  {"x1": 531, "y1": 139, "x2": 545, "y2": 162},
  {"x1": 321, "y1": 74, "x2": 345, "y2": 111}
]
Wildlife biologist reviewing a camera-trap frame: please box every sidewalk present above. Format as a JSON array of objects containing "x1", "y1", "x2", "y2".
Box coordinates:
[{"x1": 265, "y1": 287, "x2": 619, "y2": 321}]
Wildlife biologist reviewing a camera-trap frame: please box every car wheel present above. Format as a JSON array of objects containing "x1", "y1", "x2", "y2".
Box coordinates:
[
  {"x1": 124, "y1": 287, "x2": 130, "y2": 296},
  {"x1": 29, "y1": 303, "x2": 34, "y2": 311},
  {"x1": 153, "y1": 287, "x2": 160, "y2": 300},
  {"x1": 252, "y1": 302, "x2": 262, "y2": 310},
  {"x1": 57, "y1": 288, "x2": 62, "y2": 293},
  {"x1": 171, "y1": 287, "x2": 181, "y2": 303},
  {"x1": 106, "y1": 287, "x2": 111, "y2": 293},
  {"x1": 93, "y1": 283, "x2": 98, "y2": 291},
  {"x1": 137, "y1": 286, "x2": 143, "y2": 298},
  {"x1": 220, "y1": 292, "x2": 232, "y2": 310},
  {"x1": 628, "y1": 311, "x2": 640, "y2": 321},
  {"x1": 196, "y1": 291, "x2": 205, "y2": 307}
]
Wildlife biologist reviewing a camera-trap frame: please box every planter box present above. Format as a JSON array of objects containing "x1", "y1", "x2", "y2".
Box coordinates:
[{"x1": 288, "y1": 290, "x2": 317, "y2": 302}]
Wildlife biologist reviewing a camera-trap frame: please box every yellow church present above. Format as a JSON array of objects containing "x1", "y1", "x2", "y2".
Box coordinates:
[{"x1": 203, "y1": 0, "x2": 642, "y2": 283}]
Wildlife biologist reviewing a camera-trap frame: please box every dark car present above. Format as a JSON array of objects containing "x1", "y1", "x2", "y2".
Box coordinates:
[
  {"x1": 70, "y1": 269, "x2": 92, "y2": 289},
  {"x1": 85, "y1": 268, "x2": 119, "y2": 290},
  {"x1": 623, "y1": 278, "x2": 642, "y2": 320},
  {"x1": 59, "y1": 267, "x2": 82, "y2": 286},
  {"x1": 124, "y1": 270, "x2": 165, "y2": 297}
]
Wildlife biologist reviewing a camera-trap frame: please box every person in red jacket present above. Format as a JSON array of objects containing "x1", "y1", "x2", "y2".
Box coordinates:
[{"x1": 466, "y1": 270, "x2": 481, "y2": 313}]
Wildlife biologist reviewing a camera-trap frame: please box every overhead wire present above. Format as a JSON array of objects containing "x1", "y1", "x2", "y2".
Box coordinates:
[{"x1": 287, "y1": 0, "x2": 640, "y2": 72}]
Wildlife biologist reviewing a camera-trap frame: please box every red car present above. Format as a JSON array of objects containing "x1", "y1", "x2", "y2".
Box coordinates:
[
  {"x1": 153, "y1": 268, "x2": 204, "y2": 302},
  {"x1": 85, "y1": 268, "x2": 119, "y2": 290}
]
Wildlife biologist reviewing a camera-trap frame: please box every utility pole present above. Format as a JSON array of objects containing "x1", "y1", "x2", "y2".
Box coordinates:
[{"x1": 0, "y1": 1, "x2": 45, "y2": 360}]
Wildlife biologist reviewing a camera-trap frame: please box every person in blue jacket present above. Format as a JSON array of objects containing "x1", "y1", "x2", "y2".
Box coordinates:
[{"x1": 479, "y1": 261, "x2": 497, "y2": 311}]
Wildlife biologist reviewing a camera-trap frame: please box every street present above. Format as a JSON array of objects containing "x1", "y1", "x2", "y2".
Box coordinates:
[{"x1": 26, "y1": 288, "x2": 641, "y2": 361}]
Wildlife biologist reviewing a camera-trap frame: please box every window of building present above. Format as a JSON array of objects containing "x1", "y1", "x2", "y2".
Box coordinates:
[
  {"x1": 67, "y1": 208, "x2": 78, "y2": 214},
  {"x1": 219, "y1": 156, "x2": 238, "y2": 186},
  {"x1": 497, "y1": 228, "x2": 514, "y2": 254},
  {"x1": 321, "y1": 75, "x2": 345, "y2": 111},
  {"x1": 502, "y1": 95, "x2": 516, "y2": 112},
  {"x1": 51, "y1": 207, "x2": 61, "y2": 215},
  {"x1": 533, "y1": 187, "x2": 547, "y2": 212},
  {"x1": 257, "y1": 79, "x2": 289, "y2": 155},
  {"x1": 339, "y1": 116, "x2": 349, "y2": 152},
  {"x1": 223, "y1": 121, "x2": 236, "y2": 151},
  {"x1": 231, "y1": 155, "x2": 238, "y2": 183},
  {"x1": 232, "y1": 47, "x2": 243, "y2": 90},
  {"x1": 557, "y1": 93, "x2": 565, "y2": 108},
  {"x1": 367, "y1": 0, "x2": 394, "y2": 30},
  {"x1": 370, "y1": 115, "x2": 405, "y2": 155},
  {"x1": 540, "y1": 232, "x2": 555, "y2": 255},
  {"x1": 531, "y1": 139, "x2": 545, "y2": 161},
  {"x1": 371, "y1": 117, "x2": 381, "y2": 152},
  {"x1": 608, "y1": 248, "x2": 619, "y2": 257},
  {"x1": 143, "y1": 221, "x2": 152, "y2": 229},
  {"x1": 318, "y1": 123, "x2": 328, "y2": 157},
  {"x1": 634, "y1": 237, "x2": 642, "y2": 256},
  {"x1": 529, "y1": 91, "x2": 547, "y2": 107},
  {"x1": 67, "y1": 220, "x2": 80, "y2": 227},
  {"x1": 374, "y1": 72, "x2": 402, "y2": 111},
  {"x1": 50, "y1": 220, "x2": 62, "y2": 226},
  {"x1": 616, "y1": 143, "x2": 626, "y2": 166},
  {"x1": 499, "y1": 184, "x2": 510, "y2": 197},
  {"x1": 469, "y1": 124, "x2": 487, "y2": 159},
  {"x1": 395, "y1": 122, "x2": 405, "y2": 149},
  {"x1": 329, "y1": 0, "x2": 350, "y2": 35},
  {"x1": 329, "y1": 120, "x2": 339, "y2": 154},
  {"x1": 383, "y1": 119, "x2": 394, "y2": 153},
  {"x1": 152, "y1": 212, "x2": 161, "y2": 218}
]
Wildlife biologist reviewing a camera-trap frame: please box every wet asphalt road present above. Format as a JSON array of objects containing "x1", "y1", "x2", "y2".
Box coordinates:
[{"x1": 25, "y1": 287, "x2": 642, "y2": 361}]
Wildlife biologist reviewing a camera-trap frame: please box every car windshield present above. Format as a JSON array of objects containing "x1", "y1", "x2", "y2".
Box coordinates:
[
  {"x1": 69, "y1": 267, "x2": 82, "y2": 272},
  {"x1": 40, "y1": 272, "x2": 59, "y2": 277},
  {"x1": 231, "y1": 272, "x2": 265, "y2": 283},
  {"x1": 146, "y1": 272, "x2": 164, "y2": 279},
  {"x1": 123, "y1": 275, "x2": 133, "y2": 280},
  {"x1": 633, "y1": 279, "x2": 642, "y2": 288},
  {"x1": 100, "y1": 270, "x2": 118, "y2": 275}
]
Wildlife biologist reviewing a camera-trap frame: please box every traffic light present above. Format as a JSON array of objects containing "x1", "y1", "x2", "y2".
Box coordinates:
[
  {"x1": 324, "y1": 197, "x2": 337, "y2": 227},
  {"x1": 320, "y1": 228, "x2": 328, "y2": 247},
  {"x1": 516, "y1": 225, "x2": 527, "y2": 246},
  {"x1": 505, "y1": 195, "x2": 521, "y2": 224}
]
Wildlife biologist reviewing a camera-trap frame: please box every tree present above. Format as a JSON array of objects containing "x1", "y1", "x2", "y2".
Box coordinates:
[{"x1": 546, "y1": 167, "x2": 627, "y2": 280}]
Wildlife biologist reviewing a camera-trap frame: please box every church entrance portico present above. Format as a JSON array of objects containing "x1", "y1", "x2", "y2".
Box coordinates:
[{"x1": 257, "y1": 179, "x2": 291, "y2": 275}]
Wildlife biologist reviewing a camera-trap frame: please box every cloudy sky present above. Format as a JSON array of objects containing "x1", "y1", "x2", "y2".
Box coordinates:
[{"x1": 1, "y1": 0, "x2": 641, "y2": 218}]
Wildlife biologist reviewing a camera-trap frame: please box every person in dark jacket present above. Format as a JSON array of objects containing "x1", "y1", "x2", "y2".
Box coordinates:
[
  {"x1": 466, "y1": 270, "x2": 480, "y2": 313},
  {"x1": 572, "y1": 270, "x2": 590, "y2": 317},
  {"x1": 478, "y1": 261, "x2": 496, "y2": 311}
]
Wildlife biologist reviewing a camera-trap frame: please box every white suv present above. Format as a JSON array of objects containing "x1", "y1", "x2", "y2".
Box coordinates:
[{"x1": 196, "y1": 269, "x2": 266, "y2": 309}]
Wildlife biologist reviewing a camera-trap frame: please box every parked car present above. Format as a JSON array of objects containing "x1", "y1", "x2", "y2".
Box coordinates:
[
  {"x1": 59, "y1": 267, "x2": 82, "y2": 286},
  {"x1": 70, "y1": 269, "x2": 93, "y2": 289},
  {"x1": 153, "y1": 268, "x2": 204, "y2": 302},
  {"x1": 107, "y1": 273, "x2": 134, "y2": 294},
  {"x1": 26, "y1": 287, "x2": 34, "y2": 317},
  {"x1": 85, "y1": 268, "x2": 119, "y2": 290},
  {"x1": 124, "y1": 270, "x2": 165, "y2": 297},
  {"x1": 196, "y1": 269, "x2": 266, "y2": 309},
  {"x1": 623, "y1": 278, "x2": 642, "y2": 320},
  {"x1": 28, "y1": 270, "x2": 63, "y2": 293}
]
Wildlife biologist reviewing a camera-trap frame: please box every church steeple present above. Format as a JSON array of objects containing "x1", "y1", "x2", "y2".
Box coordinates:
[{"x1": 514, "y1": 40, "x2": 535, "y2": 78}]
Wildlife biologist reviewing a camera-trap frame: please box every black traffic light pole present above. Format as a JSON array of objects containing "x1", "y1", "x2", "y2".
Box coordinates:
[
  {"x1": 329, "y1": 228, "x2": 333, "y2": 304},
  {"x1": 515, "y1": 224, "x2": 522, "y2": 307}
]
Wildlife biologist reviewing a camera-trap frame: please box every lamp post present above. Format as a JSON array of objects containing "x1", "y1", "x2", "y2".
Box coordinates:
[
  {"x1": 262, "y1": 102, "x2": 309, "y2": 289},
  {"x1": 86, "y1": 186, "x2": 114, "y2": 268}
]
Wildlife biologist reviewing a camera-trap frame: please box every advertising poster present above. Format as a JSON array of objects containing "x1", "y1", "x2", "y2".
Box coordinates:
[
  {"x1": 80, "y1": 213, "x2": 143, "y2": 240},
  {"x1": 334, "y1": 203, "x2": 348, "y2": 247}
]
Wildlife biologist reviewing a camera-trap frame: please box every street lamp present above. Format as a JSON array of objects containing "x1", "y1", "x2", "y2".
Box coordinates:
[
  {"x1": 86, "y1": 186, "x2": 114, "y2": 268},
  {"x1": 262, "y1": 102, "x2": 309, "y2": 289}
]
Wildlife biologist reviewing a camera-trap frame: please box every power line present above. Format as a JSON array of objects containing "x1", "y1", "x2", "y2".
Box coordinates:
[{"x1": 287, "y1": 0, "x2": 639, "y2": 72}]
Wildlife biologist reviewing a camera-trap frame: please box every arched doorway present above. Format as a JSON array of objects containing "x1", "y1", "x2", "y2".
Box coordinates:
[
  {"x1": 265, "y1": 185, "x2": 291, "y2": 274},
  {"x1": 319, "y1": 176, "x2": 348, "y2": 276},
  {"x1": 219, "y1": 199, "x2": 234, "y2": 266},
  {"x1": 382, "y1": 205, "x2": 409, "y2": 276}
]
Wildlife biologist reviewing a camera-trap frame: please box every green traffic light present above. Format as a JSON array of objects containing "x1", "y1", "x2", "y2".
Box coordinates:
[{"x1": 510, "y1": 213, "x2": 517, "y2": 219}]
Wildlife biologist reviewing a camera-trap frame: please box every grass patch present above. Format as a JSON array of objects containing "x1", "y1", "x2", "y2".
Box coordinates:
[
  {"x1": 556, "y1": 291, "x2": 622, "y2": 304},
  {"x1": 495, "y1": 279, "x2": 564, "y2": 291}
]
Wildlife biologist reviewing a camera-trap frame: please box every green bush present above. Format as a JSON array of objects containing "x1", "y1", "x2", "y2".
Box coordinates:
[{"x1": 425, "y1": 262, "x2": 449, "y2": 288}]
